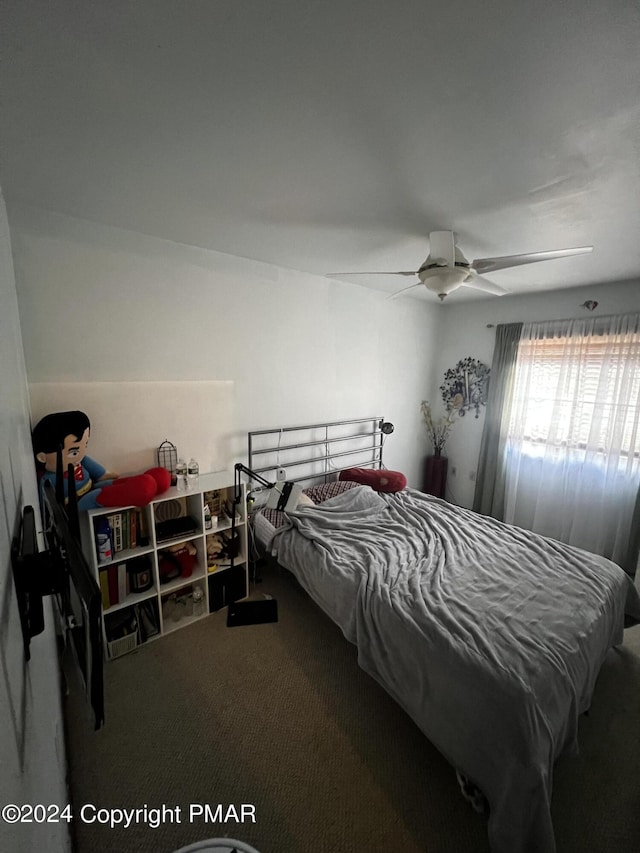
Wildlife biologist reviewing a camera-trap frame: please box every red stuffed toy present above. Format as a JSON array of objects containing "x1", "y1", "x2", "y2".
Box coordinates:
[{"x1": 32, "y1": 410, "x2": 170, "y2": 510}]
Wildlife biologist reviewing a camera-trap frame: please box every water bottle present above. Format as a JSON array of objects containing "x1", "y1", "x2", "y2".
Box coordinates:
[
  {"x1": 187, "y1": 458, "x2": 199, "y2": 489},
  {"x1": 95, "y1": 517, "x2": 113, "y2": 564},
  {"x1": 192, "y1": 586, "x2": 205, "y2": 617},
  {"x1": 176, "y1": 458, "x2": 187, "y2": 492}
]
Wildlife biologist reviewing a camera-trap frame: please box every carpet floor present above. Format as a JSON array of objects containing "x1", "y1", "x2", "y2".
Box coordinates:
[{"x1": 64, "y1": 564, "x2": 640, "y2": 853}]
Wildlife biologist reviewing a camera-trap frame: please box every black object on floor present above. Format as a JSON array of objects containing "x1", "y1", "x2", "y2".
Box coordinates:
[{"x1": 227, "y1": 598, "x2": 278, "y2": 627}]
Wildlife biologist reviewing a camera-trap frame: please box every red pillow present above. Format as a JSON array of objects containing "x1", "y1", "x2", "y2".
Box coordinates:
[{"x1": 339, "y1": 468, "x2": 406, "y2": 493}]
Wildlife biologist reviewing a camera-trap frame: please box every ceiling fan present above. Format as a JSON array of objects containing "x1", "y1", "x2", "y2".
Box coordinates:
[{"x1": 327, "y1": 231, "x2": 593, "y2": 301}]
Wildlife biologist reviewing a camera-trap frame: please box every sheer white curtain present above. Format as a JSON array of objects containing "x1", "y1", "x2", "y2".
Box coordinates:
[{"x1": 503, "y1": 312, "x2": 640, "y2": 570}]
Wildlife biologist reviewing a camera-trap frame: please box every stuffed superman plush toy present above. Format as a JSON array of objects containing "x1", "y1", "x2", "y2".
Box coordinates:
[{"x1": 32, "y1": 410, "x2": 170, "y2": 510}]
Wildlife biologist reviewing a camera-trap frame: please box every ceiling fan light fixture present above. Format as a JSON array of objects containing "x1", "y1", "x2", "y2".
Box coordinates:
[
  {"x1": 419, "y1": 266, "x2": 468, "y2": 300},
  {"x1": 335, "y1": 231, "x2": 593, "y2": 303}
]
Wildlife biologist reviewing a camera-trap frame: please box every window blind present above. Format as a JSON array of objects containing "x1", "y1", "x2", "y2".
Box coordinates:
[{"x1": 510, "y1": 329, "x2": 640, "y2": 458}]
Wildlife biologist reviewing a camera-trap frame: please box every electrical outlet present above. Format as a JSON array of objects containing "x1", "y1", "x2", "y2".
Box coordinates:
[{"x1": 276, "y1": 468, "x2": 287, "y2": 481}]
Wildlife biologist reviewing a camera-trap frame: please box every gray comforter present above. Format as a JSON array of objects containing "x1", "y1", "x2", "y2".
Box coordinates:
[{"x1": 268, "y1": 485, "x2": 640, "y2": 853}]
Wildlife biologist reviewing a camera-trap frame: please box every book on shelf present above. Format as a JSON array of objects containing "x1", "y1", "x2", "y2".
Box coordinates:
[
  {"x1": 117, "y1": 563, "x2": 127, "y2": 602},
  {"x1": 137, "y1": 509, "x2": 150, "y2": 546},
  {"x1": 112, "y1": 513, "x2": 123, "y2": 552},
  {"x1": 95, "y1": 508, "x2": 148, "y2": 556},
  {"x1": 107, "y1": 565, "x2": 119, "y2": 606},
  {"x1": 129, "y1": 510, "x2": 137, "y2": 548},
  {"x1": 122, "y1": 512, "x2": 129, "y2": 551},
  {"x1": 99, "y1": 570, "x2": 110, "y2": 611},
  {"x1": 100, "y1": 563, "x2": 133, "y2": 609}
]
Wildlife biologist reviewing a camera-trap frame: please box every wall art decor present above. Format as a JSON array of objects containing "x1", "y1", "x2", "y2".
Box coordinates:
[
  {"x1": 440, "y1": 357, "x2": 490, "y2": 418},
  {"x1": 420, "y1": 401, "x2": 456, "y2": 456}
]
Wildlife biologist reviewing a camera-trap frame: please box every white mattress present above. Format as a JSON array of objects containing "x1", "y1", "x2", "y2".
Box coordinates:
[{"x1": 253, "y1": 509, "x2": 277, "y2": 550}]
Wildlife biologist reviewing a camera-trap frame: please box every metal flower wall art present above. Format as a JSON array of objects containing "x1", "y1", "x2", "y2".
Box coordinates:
[{"x1": 440, "y1": 357, "x2": 491, "y2": 418}]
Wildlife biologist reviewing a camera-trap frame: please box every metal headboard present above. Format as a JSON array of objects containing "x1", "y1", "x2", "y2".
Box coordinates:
[{"x1": 248, "y1": 416, "x2": 388, "y2": 485}]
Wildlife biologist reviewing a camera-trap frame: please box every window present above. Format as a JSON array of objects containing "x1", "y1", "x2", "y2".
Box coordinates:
[
  {"x1": 475, "y1": 313, "x2": 640, "y2": 569},
  {"x1": 509, "y1": 331, "x2": 640, "y2": 463}
]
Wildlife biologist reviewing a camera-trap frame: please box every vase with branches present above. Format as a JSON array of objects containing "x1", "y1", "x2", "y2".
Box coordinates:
[{"x1": 420, "y1": 400, "x2": 456, "y2": 456}]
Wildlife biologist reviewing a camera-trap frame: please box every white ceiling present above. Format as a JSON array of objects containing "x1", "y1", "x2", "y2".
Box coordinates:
[{"x1": 1, "y1": 1, "x2": 639, "y2": 302}]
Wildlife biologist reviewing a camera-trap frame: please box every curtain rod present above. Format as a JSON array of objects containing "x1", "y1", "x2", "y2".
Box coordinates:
[{"x1": 486, "y1": 310, "x2": 639, "y2": 330}]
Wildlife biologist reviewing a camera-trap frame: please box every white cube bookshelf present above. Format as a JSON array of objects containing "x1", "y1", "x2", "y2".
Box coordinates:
[{"x1": 80, "y1": 471, "x2": 249, "y2": 658}]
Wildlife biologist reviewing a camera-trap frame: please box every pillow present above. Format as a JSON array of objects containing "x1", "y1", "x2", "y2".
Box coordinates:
[
  {"x1": 259, "y1": 481, "x2": 360, "y2": 527},
  {"x1": 260, "y1": 507, "x2": 288, "y2": 529},
  {"x1": 338, "y1": 467, "x2": 407, "y2": 493},
  {"x1": 302, "y1": 480, "x2": 361, "y2": 505},
  {"x1": 259, "y1": 491, "x2": 314, "y2": 530}
]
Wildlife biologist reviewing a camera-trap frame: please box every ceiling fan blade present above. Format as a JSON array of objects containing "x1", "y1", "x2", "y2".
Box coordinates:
[
  {"x1": 428, "y1": 231, "x2": 456, "y2": 266},
  {"x1": 386, "y1": 282, "x2": 423, "y2": 300},
  {"x1": 472, "y1": 246, "x2": 593, "y2": 275},
  {"x1": 463, "y1": 272, "x2": 509, "y2": 296},
  {"x1": 326, "y1": 271, "x2": 417, "y2": 277}
]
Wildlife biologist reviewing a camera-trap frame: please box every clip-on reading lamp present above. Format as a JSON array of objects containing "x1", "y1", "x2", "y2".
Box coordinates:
[{"x1": 226, "y1": 463, "x2": 281, "y2": 627}]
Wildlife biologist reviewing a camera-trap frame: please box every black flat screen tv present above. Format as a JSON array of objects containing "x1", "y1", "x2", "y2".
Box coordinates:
[{"x1": 12, "y1": 481, "x2": 105, "y2": 729}]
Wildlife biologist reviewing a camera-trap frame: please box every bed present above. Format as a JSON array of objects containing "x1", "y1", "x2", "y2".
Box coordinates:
[{"x1": 254, "y1": 480, "x2": 640, "y2": 853}]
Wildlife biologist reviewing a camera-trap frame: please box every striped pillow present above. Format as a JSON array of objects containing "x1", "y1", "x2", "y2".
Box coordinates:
[{"x1": 259, "y1": 480, "x2": 361, "y2": 528}]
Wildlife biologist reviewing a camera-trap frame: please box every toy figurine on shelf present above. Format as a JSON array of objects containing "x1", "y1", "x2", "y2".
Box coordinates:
[{"x1": 32, "y1": 410, "x2": 170, "y2": 510}]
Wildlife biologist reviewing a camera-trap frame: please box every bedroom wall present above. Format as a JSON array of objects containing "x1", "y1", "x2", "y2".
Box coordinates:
[
  {"x1": 8, "y1": 205, "x2": 440, "y2": 489},
  {"x1": 0, "y1": 191, "x2": 70, "y2": 852},
  {"x1": 435, "y1": 280, "x2": 640, "y2": 507}
]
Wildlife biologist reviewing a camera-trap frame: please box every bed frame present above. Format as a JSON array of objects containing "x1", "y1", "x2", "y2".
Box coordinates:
[{"x1": 247, "y1": 416, "x2": 390, "y2": 486}]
